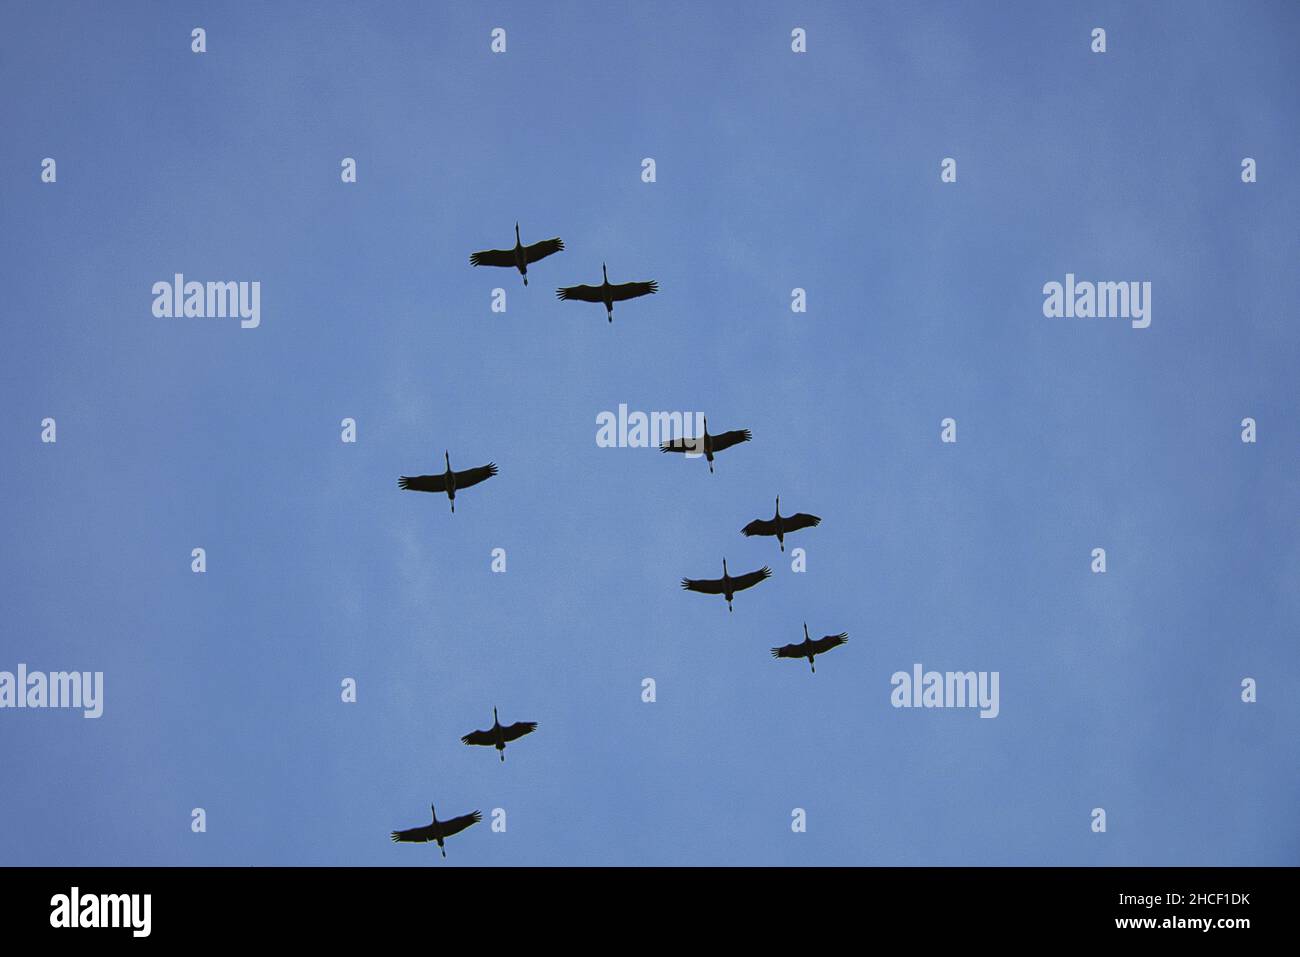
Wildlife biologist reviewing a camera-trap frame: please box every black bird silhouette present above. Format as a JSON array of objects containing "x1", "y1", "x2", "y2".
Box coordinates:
[
  {"x1": 742, "y1": 496, "x2": 821, "y2": 552},
  {"x1": 681, "y1": 558, "x2": 771, "y2": 612},
  {"x1": 398, "y1": 451, "x2": 497, "y2": 513},
  {"x1": 556, "y1": 263, "x2": 657, "y2": 322},
  {"x1": 659, "y1": 416, "x2": 751, "y2": 473},
  {"x1": 771, "y1": 624, "x2": 848, "y2": 673},
  {"x1": 390, "y1": 804, "x2": 481, "y2": 858},
  {"x1": 470, "y1": 223, "x2": 563, "y2": 286},
  {"x1": 461, "y1": 707, "x2": 538, "y2": 762}
]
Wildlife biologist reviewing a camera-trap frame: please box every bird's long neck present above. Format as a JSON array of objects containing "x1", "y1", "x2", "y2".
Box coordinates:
[
  {"x1": 803, "y1": 623, "x2": 810, "y2": 641},
  {"x1": 602, "y1": 263, "x2": 608, "y2": 284},
  {"x1": 722, "y1": 558, "x2": 729, "y2": 578},
  {"x1": 515, "y1": 223, "x2": 521, "y2": 244},
  {"x1": 775, "y1": 496, "x2": 781, "y2": 517},
  {"x1": 493, "y1": 707, "x2": 499, "y2": 725},
  {"x1": 444, "y1": 451, "x2": 451, "y2": 472}
]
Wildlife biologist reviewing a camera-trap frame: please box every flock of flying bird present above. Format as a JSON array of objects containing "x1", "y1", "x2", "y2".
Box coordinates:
[{"x1": 388, "y1": 223, "x2": 846, "y2": 857}]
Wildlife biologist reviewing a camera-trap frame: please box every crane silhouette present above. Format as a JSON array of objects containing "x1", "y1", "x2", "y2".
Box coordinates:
[
  {"x1": 390, "y1": 804, "x2": 481, "y2": 858},
  {"x1": 398, "y1": 451, "x2": 497, "y2": 513},
  {"x1": 461, "y1": 707, "x2": 538, "y2": 762},
  {"x1": 742, "y1": 496, "x2": 821, "y2": 551},
  {"x1": 659, "y1": 416, "x2": 751, "y2": 473},
  {"x1": 469, "y1": 223, "x2": 563, "y2": 286},
  {"x1": 771, "y1": 624, "x2": 848, "y2": 673},
  {"x1": 556, "y1": 263, "x2": 657, "y2": 322},
  {"x1": 681, "y1": 558, "x2": 771, "y2": 611}
]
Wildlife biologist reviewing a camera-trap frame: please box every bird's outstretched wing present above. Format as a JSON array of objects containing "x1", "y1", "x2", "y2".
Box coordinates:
[
  {"x1": 659, "y1": 436, "x2": 703, "y2": 454},
  {"x1": 399, "y1": 474, "x2": 447, "y2": 493},
  {"x1": 390, "y1": 824, "x2": 433, "y2": 843},
  {"x1": 681, "y1": 576, "x2": 726, "y2": 595},
  {"x1": 741, "y1": 517, "x2": 778, "y2": 538},
  {"x1": 556, "y1": 284, "x2": 604, "y2": 302},
  {"x1": 501, "y1": 721, "x2": 538, "y2": 743},
  {"x1": 710, "y1": 429, "x2": 751, "y2": 452},
  {"x1": 524, "y1": 238, "x2": 563, "y2": 264},
  {"x1": 454, "y1": 463, "x2": 498, "y2": 489},
  {"x1": 659, "y1": 436, "x2": 704, "y2": 454},
  {"x1": 440, "y1": 810, "x2": 482, "y2": 837},
  {"x1": 731, "y1": 566, "x2": 772, "y2": 592},
  {"x1": 461, "y1": 728, "x2": 494, "y2": 746},
  {"x1": 470, "y1": 248, "x2": 515, "y2": 268},
  {"x1": 784, "y1": 513, "x2": 821, "y2": 532},
  {"x1": 607, "y1": 280, "x2": 657, "y2": 302},
  {"x1": 770, "y1": 643, "x2": 803, "y2": 660},
  {"x1": 811, "y1": 633, "x2": 849, "y2": 655}
]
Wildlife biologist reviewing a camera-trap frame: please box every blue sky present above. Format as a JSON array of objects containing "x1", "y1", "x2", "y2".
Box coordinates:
[{"x1": 1, "y1": 1, "x2": 1296, "y2": 865}]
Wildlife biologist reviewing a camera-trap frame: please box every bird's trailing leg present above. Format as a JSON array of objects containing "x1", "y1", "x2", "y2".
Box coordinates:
[
  {"x1": 440, "y1": 845, "x2": 447, "y2": 858},
  {"x1": 499, "y1": 749, "x2": 505, "y2": 763},
  {"x1": 809, "y1": 659, "x2": 816, "y2": 674}
]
